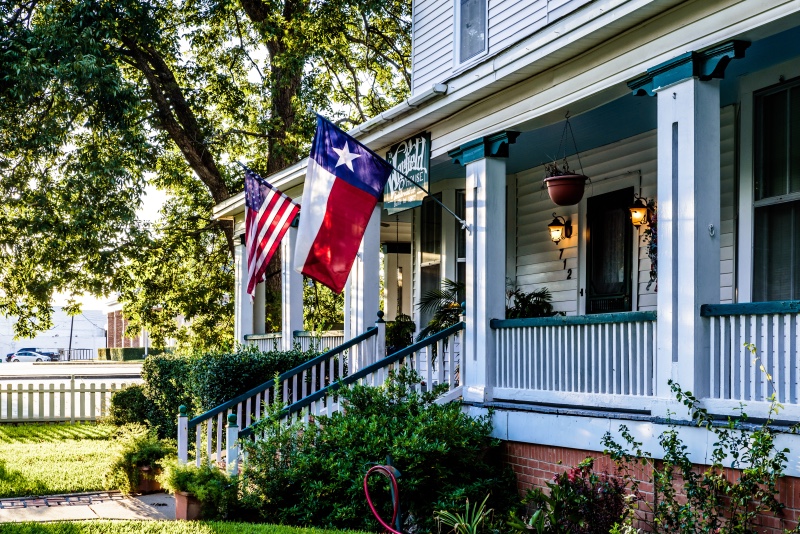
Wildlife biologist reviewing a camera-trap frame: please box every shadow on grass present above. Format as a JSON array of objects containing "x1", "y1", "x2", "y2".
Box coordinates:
[
  {"x1": 0, "y1": 459, "x2": 49, "y2": 498},
  {"x1": 0, "y1": 423, "x2": 112, "y2": 444}
]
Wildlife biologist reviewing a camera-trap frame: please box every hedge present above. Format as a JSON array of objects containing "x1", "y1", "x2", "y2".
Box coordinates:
[{"x1": 97, "y1": 347, "x2": 167, "y2": 361}]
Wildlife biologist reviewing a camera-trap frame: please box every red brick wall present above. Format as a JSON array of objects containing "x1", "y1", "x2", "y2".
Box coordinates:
[
  {"x1": 503, "y1": 441, "x2": 800, "y2": 533},
  {"x1": 106, "y1": 311, "x2": 140, "y2": 349}
]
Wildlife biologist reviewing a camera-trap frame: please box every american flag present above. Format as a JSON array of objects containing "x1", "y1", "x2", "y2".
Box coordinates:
[{"x1": 244, "y1": 168, "x2": 300, "y2": 298}]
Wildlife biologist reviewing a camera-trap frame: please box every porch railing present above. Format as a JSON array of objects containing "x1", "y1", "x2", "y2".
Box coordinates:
[
  {"x1": 490, "y1": 312, "x2": 657, "y2": 407},
  {"x1": 180, "y1": 325, "x2": 381, "y2": 466},
  {"x1": 702, "y1": 301, "x2": 800, "y2": 405},
  {"x1": 243, "y1": 321, "x2": 464, "y2": 429},
  {"x1": 243, "y1": 331, "x2": 346, "y2": 353}
]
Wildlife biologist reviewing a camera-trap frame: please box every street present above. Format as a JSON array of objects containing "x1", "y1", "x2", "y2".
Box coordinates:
[{"x1": 0, "y1": 361, "x2": 142, "y2": 379}]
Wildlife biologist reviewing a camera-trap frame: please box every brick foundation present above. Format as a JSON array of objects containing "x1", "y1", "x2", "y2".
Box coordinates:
[{"x1": 503, "y1": 441, "x2": 800, "y2": 533}]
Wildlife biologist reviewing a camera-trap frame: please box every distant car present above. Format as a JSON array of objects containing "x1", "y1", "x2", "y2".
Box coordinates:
[
  {"x1": 7, "y1": 350, "x2": 57, "y2": 362},
  {"x1": 5, "y1": 347, "x2": 36, "y2": 361}
]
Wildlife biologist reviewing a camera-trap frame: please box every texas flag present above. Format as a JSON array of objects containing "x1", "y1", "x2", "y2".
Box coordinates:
[{"x1": 294, "y1": 115, "x2": 393, "y2": 293}]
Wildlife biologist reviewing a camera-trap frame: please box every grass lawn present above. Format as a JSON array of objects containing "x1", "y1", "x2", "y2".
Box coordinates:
[
  {"x1": 0, "y1": 522, "x2": 371, "y2": 534},
  {"x1": 0, "y1": 424, "x2": 119, "y2": 498}
]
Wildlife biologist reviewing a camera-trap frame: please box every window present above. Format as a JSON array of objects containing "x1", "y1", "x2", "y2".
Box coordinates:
[
  {"x1": 458, "y1": 0, "x2": 486, "y2": 63},
  {"x1": 455, "y1": 189, "x2": 466, "y2": 304},
  {"x1": 586, "y1": 188, "x2": 633, "y2": 313},
  {"x1": 753, "y1": 78, "x2": 800, "y2": 301},
  {"x1": 420, "y1": 194, "x2": 442, "y2": 326}
]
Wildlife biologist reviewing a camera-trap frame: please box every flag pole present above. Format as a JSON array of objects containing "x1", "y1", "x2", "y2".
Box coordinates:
[
  {"x1": 388, "y1": 165, "x2": 471, "y2": 233},
  {"x1": 312, "y1": 113, "x2": 472, "y2": 233}
]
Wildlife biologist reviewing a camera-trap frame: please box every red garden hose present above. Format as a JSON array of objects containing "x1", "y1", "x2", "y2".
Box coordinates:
[{"x1": 364, "y1": 464, "x2": 403, "y2": 534}]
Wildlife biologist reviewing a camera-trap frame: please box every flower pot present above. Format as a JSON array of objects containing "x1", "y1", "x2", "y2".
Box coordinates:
[
  {"x1": 544, "y1": 174, "x2": 589, "y2": 206},
  {"x1": 137, "y1": 466, "x2": 163, "y2": 494},
  {"x1": 175, "y1": 491, "x2": 203, "y2": 520}
]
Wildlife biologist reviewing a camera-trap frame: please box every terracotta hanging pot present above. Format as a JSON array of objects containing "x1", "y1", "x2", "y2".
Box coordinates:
[{"x1": 544, "y1": 173, "x2": 589, "y2": 206}]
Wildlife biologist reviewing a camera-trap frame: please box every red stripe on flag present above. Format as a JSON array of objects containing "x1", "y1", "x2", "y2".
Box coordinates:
[{"x1": 299, "y1": 178, "x2": 377, "y2": 293}]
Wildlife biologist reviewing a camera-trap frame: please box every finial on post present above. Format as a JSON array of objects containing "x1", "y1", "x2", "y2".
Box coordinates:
[
  {"x1": 179, "y1": 405, "x2": 187, "y2": 416},
  {"x1": 227, "y1": 413, "x2": 237, "y2": 426},
  {"x1": 376, "y1": 310, "x2": 385, "y2": 323}
]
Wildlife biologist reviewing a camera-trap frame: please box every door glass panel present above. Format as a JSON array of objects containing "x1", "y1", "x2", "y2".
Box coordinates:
[{"x1": 587, "y1": 188, "x2": 633, "y2": 313}]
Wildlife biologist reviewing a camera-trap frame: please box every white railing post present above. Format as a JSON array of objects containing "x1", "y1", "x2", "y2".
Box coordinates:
[
  {"x1": 226, "y1": 413, "x2": 239, "y2": 476},
  {"x1": 375, "y1": 311, "x2": 386, "y2": 362},
  {"x1": 177, "y1": 405, "x2": 188, "y2": 465}
]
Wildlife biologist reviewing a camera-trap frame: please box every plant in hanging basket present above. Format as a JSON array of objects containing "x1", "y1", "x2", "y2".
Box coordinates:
[{"x1": 543, "y1": 157, "x2": 589, "y2": 206}]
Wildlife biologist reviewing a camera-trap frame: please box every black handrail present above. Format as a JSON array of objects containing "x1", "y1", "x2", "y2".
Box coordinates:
[{"x1": 490, "y1": 311, "x2": 656, "y2": 329}]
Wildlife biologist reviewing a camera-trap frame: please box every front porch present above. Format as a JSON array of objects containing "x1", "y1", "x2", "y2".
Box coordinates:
[{"x1": 487, "y1": 302, "x2": 800, "y2": 420}]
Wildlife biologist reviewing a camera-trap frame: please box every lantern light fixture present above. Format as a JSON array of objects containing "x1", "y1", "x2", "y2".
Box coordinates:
[
  {"x1": 629, "y1": 195, "x2": 650, "y2": 227},
  {"x1": 547, "y1": 213, "x2": 572, "y2": 244}
]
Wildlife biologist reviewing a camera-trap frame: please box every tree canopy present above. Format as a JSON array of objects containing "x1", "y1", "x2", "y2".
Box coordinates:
[{"x1": 0, "y1": 0, "x2": 410, "y2": 346}]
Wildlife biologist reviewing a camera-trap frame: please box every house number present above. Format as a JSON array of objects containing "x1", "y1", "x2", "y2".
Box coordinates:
[{"x1": 566, "y1": 268, "x2": 573, "y2": 280}]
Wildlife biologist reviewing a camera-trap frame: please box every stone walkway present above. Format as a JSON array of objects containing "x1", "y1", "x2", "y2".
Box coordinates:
[{"x1": 0, "y1": 491, "x2": 175, "y2": 522}]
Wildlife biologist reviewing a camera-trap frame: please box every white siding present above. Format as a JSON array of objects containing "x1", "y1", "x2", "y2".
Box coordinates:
[
  {"x1": 412, "y1": 0, "x2": 454, "y2": 94},
  {"x1": 514, "y1": 109, "x2": 736, "y2": 314},
  {"x1": 719, "y1": 105, "x2": 736, "y2": 304},
  {"x1": 412, "y1": 0, "x2": 615, "y2": 94}
]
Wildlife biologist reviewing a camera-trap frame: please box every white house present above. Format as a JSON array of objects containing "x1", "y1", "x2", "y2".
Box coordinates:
[{"x1": 211, "y1": 0, "x2": 800, "y2": 524}]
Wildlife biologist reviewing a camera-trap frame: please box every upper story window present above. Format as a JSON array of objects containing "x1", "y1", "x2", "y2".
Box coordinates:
[
  {"x1": 459, "y1": 0, "x2": 486, "y2": 63},
  {"x1": 753, "y1": 77, "x2": 800, "y2": 301}
]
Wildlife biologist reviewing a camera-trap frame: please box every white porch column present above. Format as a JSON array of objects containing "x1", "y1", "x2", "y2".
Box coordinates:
[
  {"x1": 629, "y1": 41, "x2": 749, "y2": 402},
  {"x1": 344, "y1": 206, "x2": 381, "y2": 343},
  {"x1": 253, "y1": 284, "x2": 265, "y2": 335},
  {"x1": 655, "y1": 78, "x2": 720, "y2": 400},
  {"x1": 234, "y1": 237, "x2": 254, "y2": 344},
  {"x1": 281, "y1": 226, "x2": 304, "y2": 351},
  {"x1": 449, "y1": 132, "x2": 518, "y2": 403}
]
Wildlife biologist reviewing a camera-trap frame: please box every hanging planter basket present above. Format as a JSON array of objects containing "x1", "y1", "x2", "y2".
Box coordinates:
[
  {"x1": 544, "y1": 173, "x2": 589, "y2": 206},
  {"x1": 543, "y1": 113, "x2": 590, "y2": 206}
]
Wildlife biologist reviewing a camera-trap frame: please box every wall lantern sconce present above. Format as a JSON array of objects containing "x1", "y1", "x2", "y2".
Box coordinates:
[
  {"x1": 629, "y1": 195, "x2": 650, "y2": 227},
  {"x1": 548, "y1": 213, "x2": 572, "y2": 244}
]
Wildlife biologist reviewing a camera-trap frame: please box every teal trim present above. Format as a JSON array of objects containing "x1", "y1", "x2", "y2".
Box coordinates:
[
  {"x1": 700, "y1": 301, "x2": 800, "y2": 317},
  {"x1": 188, "y1": 327, "x2": 377, "y2": 429},
  {"x1": 490, "y1": 311, "x2": 657, "y2": 329},
  {"x1": 244, "y1": 332, "x2": 281, "y2": 340},
  {"x1": 628, "y1": 40, "x2": 750, "y2": 96},
  {"x1": 239, "y1": 322, "x2": 466, "y2": 436},
  {"x1": 448, "y1": 131, "x2": 520, "y2": 166}
]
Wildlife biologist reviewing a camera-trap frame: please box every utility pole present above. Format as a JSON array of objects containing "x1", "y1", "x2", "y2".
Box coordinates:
[{"x1": 67, "y1": 315, "x2": 74, "y2": 361}]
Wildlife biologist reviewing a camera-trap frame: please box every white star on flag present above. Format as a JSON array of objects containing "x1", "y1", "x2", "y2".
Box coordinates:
[{"x1": 332, "y1": 142, "x2": 361, "y2": 171}]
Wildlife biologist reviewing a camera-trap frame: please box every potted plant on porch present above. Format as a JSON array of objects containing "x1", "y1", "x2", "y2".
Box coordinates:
[
  {"x1": 104, "y1": 424, "x2": 174, "y2": 495},
  {"x1": 159, "y1": 461, "x2": 233, "y2": 520},
  {"x1": 542, "y1": 113, "x2": 590, "y2": 206}
]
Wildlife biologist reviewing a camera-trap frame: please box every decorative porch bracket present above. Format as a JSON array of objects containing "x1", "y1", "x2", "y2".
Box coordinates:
[
  {"x1": 448, "y1": 131, "x2": 520, "y2": 166},
  {"x1": 627, "y1": 40, "x2": 750, "y2": 96}
]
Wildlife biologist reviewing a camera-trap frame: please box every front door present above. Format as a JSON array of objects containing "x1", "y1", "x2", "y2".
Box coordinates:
[{"x1": 586, "y1": 188, "x2": 633, "y2": 313}]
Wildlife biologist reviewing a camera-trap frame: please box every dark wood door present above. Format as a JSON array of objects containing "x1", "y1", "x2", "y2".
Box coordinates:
[{"x1": 586, "y1": 187, "x2": 633, "y2": 313}]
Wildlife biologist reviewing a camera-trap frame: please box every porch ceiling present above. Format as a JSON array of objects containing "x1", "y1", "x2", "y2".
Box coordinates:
[{"x1": 429, "y1": 24, "x2": 800, "y2": 183}]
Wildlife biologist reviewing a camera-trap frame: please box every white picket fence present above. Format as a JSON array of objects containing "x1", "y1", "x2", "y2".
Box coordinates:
[
  {"x1": 0, "y1": 376, "x2": 142, "y2": 423},
  {"x1": 491, "y1": 312, "x2": 657, "y2": 408},
  {"x1": 703, "y1": 302, "x2": 800, "y2": 405}
]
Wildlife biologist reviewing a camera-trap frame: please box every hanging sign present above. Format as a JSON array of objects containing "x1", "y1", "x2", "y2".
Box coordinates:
[{"x1": 384, "y1": 132, "x2": 430, "y2": 215}]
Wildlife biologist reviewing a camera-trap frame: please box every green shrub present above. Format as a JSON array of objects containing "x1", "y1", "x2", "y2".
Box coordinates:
[
  {"x1": 109, "y1": 384, "x2": 154, "y2": 426},
  {"x1": 240, "y1": 366, "x2": 517, "y2": 532},
  {"x1": 187, "y1": 344, "x2": 318, "y2": 412},
  {"x1": 98, "y1": 347, "x2": 167, "y2": 361},
  {"x1": 104, "y1": 424, "x2": 175, "y2": 494},
  {"x1": 159, "y1": 461, "x2": 235, "y2": 520},
  {"x1": 603, "y1": 361, "x2": 798, "y2": 534},
  {"x1": 141, "y1": 353, "x2": 195, "y2": 438},
  {"x1": 505, "y1": 287, "x2": 555, "y2": 319},
  {"x1": 141, "y1": 345, "x2": 320, "y2": 438}
]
